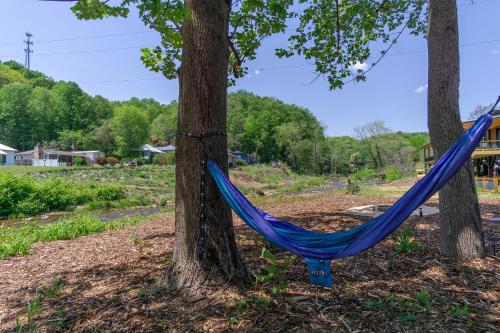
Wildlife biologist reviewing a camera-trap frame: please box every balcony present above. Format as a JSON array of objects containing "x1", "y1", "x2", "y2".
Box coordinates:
[{"x1": 477, "y1": 140, "x2": 500, "y2": 149}]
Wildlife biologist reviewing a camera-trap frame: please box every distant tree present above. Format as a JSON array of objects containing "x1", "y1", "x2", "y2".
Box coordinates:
[
  {"x1": 0, "y1": 64, "x2": 28, "y2": 88},
  {"x1": 28, "y1": 86, "x2": 58, "y2": 144},
  {"x1": 91, "y1": 121, "x2": 116, "y2": 155},
  {"x1": 275, "y1": 122, "x2": 305, "y2": 170},
  {"x1": 468, "y1": 104, "x2": 493, "y2": 120},
  {"x1": 111, "y1": 105, "x2": 150, "y2": 158},
  {"x1": 354, "y1": 120, "x2": 392, "y2": 169},
  {"x1": 51, "y1": 81, "x2": 94, "y2": 131},
  {"x1": 91, "y1": 95, "x2": 114, "y2": 123},
  {"x1": 0, "y1": 83, "x2": 34, "y2": 150},
  {"x1": 57, "y1": 130, "x2": 91, "y2": 151}
]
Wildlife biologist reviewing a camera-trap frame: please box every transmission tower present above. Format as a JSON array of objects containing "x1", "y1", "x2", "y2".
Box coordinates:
[{"x1": 24, "y1": 32, "x2": 33, "y2": 69}]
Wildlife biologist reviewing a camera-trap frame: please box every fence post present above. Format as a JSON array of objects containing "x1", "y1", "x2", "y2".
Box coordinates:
[
  {"x1": 495, "y1": 176, "x2": 499, "y2": 193},
  {"x1": 482, "y1": 176, "x2": 486, "y2": 192}
]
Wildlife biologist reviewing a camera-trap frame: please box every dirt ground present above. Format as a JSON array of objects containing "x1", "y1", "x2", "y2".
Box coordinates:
[{"x1": 0, "y1": 191, "x2": 498, "y2": 333}]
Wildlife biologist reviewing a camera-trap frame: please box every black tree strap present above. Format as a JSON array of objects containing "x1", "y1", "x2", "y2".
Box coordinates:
[{"x1": 176, "y1": 130, "x2": 227, "y2": 257}]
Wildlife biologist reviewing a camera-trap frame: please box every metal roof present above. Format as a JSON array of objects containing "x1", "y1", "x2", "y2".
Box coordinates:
[
  {"x1": 0, "y1": 150, "x2": 7, "y2": 155},
  {"x1": 0, "y1": 143, "x2": 17, "y2": 152}
]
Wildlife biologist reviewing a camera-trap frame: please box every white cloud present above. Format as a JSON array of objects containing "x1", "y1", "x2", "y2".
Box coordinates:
[
  {"x1": 350, "y1": 62, "x2": 369, "y2": 72},
  {"x1": 414, "y1": 84, "x2": 428, "y2": 94},
  {"x1": 492, "y1": 50, "x2": 499, "y2": 55},
  {"x1": 254, "y1": 69, "x2": 261, "y2": 75}
]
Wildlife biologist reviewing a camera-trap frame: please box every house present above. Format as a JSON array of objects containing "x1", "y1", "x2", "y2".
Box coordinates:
[
  {"x1": 73, "y1": 151, "x2": 105, "y2": 163},
  {"x1": 228, "y1": 150, "x2": 238, "y2": 168},
  {"x1": 423, "y1": 110, "x2": 500, "y2": 191},
  {"x1": 140, "y1": 144, "x2": 163, "y2": 160},
  {"x1": 0, "y1": 143, "x2": 17, "y2": 166},
  {"x1": 233, "y1": 151, "x2": 255, "y2": 164},
  {"x1": 156, "y1": 145, "x2": 176, "y2": 153},
  {"x1": 15, "y1": 144, "x2": 105, "y2": 166}
]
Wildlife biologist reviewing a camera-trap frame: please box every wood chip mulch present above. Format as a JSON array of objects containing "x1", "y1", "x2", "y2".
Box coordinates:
[{"x1": 0, "y1": 192, "x2": 499, "y2": 333}]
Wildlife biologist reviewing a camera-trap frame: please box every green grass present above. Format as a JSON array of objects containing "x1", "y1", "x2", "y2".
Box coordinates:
[
  {"x1": 0, "y1": 214, "x2": 147, "y2": 259},
  {"x1": 1, "y1": 164, "x2": 327, "y2": 218}
]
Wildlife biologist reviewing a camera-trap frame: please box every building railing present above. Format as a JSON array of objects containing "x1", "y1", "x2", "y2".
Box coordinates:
[
  {"x1": 478, "y1": 140, "x2": 500, "y2": 149},
  {"x1": 475, "y1": 176, "x2": 500, "y2": 193}
]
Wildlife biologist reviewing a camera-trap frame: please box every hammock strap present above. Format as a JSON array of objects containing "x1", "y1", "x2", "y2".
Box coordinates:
[
  {"x1": 488, "y1": 96, "x2": 500, "y2": 114},
  {"x1": 175, "y1": 130, "x2": 227, "y2": 258}
]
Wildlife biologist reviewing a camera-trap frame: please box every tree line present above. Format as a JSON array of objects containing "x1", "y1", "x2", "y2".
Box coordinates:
[
  {"x1": 227, "y1": 91, "x2": 428, "y2": 176},
  {"x1": 1, "y1": 61, "x2": 427, "y2": 175},
  {"x1": 0, "y1": 60, "x2": 177, "y2": 157}
]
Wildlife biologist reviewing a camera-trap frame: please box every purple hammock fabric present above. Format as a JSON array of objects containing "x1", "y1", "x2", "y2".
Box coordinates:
[{"x1": 208, "y1": 114, "x2": 492, "y2": 286}]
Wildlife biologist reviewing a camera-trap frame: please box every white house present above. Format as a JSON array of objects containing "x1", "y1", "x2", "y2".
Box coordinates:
[{"x1": 0, "y1": 143, "x2": 17, "y2": 166}]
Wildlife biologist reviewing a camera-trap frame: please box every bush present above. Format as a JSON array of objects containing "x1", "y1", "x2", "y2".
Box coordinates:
[
  {"x1": 95, "y1": 158, "x2": 107, "y2": 166},
  {"x1": 236, "y1": 158, "x2": 247, "y2": 166},
  {"x1": 345, "y1": 179, "x2": 361, "y2": 194},
  {"x1": 0, "y1": 174, "x2": 36, "y2": 217},
  {"x1": 164, "y1": 152, "x2": 175, "y2": 165},
  {"x1": 152, "y1": 154, "x2": 165, "y2": 165},
  {"x1": 105, "y1": 156, "x2": 120, "y2": 165},
  {"x1": 385, "y1": 166, "x2": 402, "y2": 183},
  {"x1": 0, "y1": 175, "x2": 97, "y2": 218},
  {"x1": 73, "y1": 156, "x2": 87, "y2": 166},
  {"x1": 351, "y1": 166, "x2": 377, "y2": 182},
  {"x1": 96, "y1": 184, "x2": 126, "y2": 201},
  {"x1": 17, "y1": 197, "x2": 49, "y2": 216}
]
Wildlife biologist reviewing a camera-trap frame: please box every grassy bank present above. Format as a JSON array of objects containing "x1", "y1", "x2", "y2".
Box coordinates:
[
  {"x1": 0, "y1": 214, "x2": 149, "y2": 259},
  {"x1": 0, "y1": 164, "x2": 327, "y2": 218}
]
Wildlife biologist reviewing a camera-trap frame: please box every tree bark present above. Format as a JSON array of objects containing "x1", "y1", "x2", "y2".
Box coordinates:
[
  {"x1": 427, "y1": 0, "x2": 486, "y2": 258},
  {"x1": 163, "y1": 0, "x2": 250, "y2": 293}
]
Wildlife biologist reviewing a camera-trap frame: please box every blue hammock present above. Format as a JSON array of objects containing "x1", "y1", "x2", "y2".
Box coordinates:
[{"x1": 207, "y1": 114, "x2": 492, "y2": 287}]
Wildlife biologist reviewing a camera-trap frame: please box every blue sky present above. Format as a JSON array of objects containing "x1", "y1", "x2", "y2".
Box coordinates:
[{"x1": 0, "y1": 0, "x2": 499, "y2": 136}]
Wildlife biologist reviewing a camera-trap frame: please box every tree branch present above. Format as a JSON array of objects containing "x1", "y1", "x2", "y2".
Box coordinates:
[{"x1": 227, "y1": 37, "x2": 243, "y2": 78}]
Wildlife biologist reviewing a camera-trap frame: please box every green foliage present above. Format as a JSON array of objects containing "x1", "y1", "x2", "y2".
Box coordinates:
[
  {"x1": 385, "y1": 166, "x2": 402, "y2": 183},
  {"x1": 345, "y1": 178, "x2": 361, "y2": 195},
  {"x1": 227, "y1": 91, "x2": 325, "y2": 173},
  {"x1": 112, "y1": 105, "x2": 150, "y2": 158},
  {"x1": 450, "y1": 303, "x2": 470, "y2": 317},
  {"x1": 96, "y1": 184, "x2": 126, "y2": 201},
  {"x1": 351, "y1": 166, "x2": 377, "y2": 182},
  {"x1": 394, "y1": 228, "x2": 421, "y2": 254},
  {"x1": 254, "y1": 247, "x2": 296, "y2": 294},
  {"x1": 0, "y1": 173, "x2": 128, "y2": 218},
  {"x1": 73, "y1": 156, "x2": 87, "y2": 167},
  {"x1": 0, "y1": 215, "x2": 144, "y2": 259},
  {"x1": 415, "y1": 291, "x2": 431, "y2": 312}
]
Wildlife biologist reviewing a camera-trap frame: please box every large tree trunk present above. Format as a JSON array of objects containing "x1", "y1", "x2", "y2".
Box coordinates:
[
  {"x1": 163, "y1": 0, "x2": 250, "y2": 293},
  {"x1": 427, "y1": 0, "x2": 486, "y2": 258}
]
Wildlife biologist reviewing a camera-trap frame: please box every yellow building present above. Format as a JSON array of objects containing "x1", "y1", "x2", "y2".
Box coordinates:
[{"x1": 423, "y1": 114, "x2": 500, "y2": 191}]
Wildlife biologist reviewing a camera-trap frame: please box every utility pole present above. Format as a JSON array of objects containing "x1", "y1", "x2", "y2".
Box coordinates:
[{"x1": 24, "y1": 32, "x2": 33, "y2": 69}]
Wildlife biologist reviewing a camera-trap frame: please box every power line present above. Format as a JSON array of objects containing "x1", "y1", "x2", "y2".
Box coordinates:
[
  {"x1": 258, "y1": 37, "x2": 500, "y2": 73},
  {"x1": 0, "y1": 30, "x2": 153, "y2": 47},
  {"x1": 78, "y1": 77, "x2": 164, "y2": 84},
  {"x1": 0, "y1": 44, "x2": 155, "y2": 58}
]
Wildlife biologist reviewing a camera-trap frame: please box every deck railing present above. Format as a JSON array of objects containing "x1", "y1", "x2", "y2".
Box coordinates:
[
  {"x1": 477, "y1": 140, "x2": 500, "y2": 149},
  {"x1": 475, "y1": 176, "x2": 500, "y2": 193}
]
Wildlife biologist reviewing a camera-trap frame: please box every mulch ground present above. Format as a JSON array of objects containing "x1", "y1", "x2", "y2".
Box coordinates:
[{"x1": 0, "y1": 191, "x2": 499, "y2": 332}]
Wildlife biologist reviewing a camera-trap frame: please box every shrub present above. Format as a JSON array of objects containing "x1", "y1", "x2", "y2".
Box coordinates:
[
  {"x1": 351, "y1": 166, "x2": 377, "y2": 182},
  {"x1": 236, "y1": 158, "x2": 247, "y2": 166},
  {"x1": 96, "y1": 184, "x2": 126, "y2": 201},
  {"x1": 385, "y1": 166, "x2": 402, "y2": 183},
  {"x1": 17, "y1": 197, "x2": 49, "y2": 216},
  {"x1": 153, "y1": 154, "x2": 165, "y2": 165},
  {"x1": 95, "y1": 158, "x2": 107, "y2": 166},
  {"x1": 0, "y1": 174, "x2": 36, "y2": 217},
  {"x1": 105, "y1": 156, "x2": 120, "y2": 165},
  {"x1": 164, "y1": 152, "x2": 175, "y2": 165},
  {"x1": 73, "y1": 156, "x2": 87, "y2": 166},
  {"x1": 345, "y1": 179, "x2": 361, "y2": 194}
]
